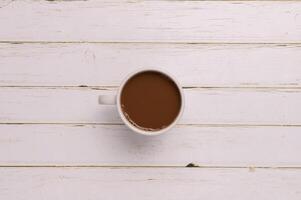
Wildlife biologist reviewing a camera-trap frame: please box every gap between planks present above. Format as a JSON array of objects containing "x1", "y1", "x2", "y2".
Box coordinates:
[
  {"x1": 1, "y1": 86, "x2": 301, "y2": 90},
  {"x1": 41, "y1": 0, "x2": 301, "y2": 2},
  {"x1": 0, "y1": 165, "x2": 300, "y2": 170},
  {"x1": 1, "y1": 41, "x2": 301, "y2": 45},
  {"x1": 1, "y1": 123, "x2": 301, "y2": 127}
]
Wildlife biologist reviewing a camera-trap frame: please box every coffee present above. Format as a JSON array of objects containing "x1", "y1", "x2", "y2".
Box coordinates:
[{"x1": 120, "y1": 71, "x2": 181, "y2": 131}]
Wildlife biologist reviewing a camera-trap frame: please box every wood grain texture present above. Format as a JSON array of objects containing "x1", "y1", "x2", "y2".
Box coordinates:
[
  {"x1": 0, "y1": 124, "x2": 300, "y2": 166},
  {"x1": 1, "y1": 167, "x2": 301, "y2": 200},
  {"x1": 0, "y1": 1, "x2": 301, "y2": 42},
  {"x1": 0, "y1": 87, "x2": 300, "y2": 125},
  {"x1": 1, "y1": 0, "x2": 301, "y2": 199},
  {"x1": 1, "y1": 43, "x2": 301, "y2": 87}
]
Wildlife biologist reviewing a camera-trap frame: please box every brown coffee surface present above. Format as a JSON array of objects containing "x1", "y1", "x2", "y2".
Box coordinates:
[{"x1": 121, "y1": 71, "x2": 181, "y2": 131}]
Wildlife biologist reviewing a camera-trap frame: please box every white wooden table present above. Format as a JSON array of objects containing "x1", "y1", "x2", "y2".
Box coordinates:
[{"x1": 1, "y1": 0, "x2": 301, "y2": 199}]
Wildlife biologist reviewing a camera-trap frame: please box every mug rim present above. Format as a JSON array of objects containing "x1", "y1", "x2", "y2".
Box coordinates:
[{"x1": 116, "y1": 68, "x2": 185, "y2": 136}]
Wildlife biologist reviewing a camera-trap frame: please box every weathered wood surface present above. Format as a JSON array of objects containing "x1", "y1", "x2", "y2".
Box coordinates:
[
  {"x1": 1, "y1": 43, "x2": 301, "y2": 87},
  {"x1": 0, "y1": 1, "x2": 301, "y2": 42},
  {"x1": 0, "y1": 124, "x2": 300, "y2": 166},
  {"x1": 1, "y1": 167, "x2": 301, "y2": 200},
  {"x1": 1, "y1": 0, "x2": 301, "y2": 199},
  {"x1": 0, "y1": 88, "x2": 300, "y2": 125}
]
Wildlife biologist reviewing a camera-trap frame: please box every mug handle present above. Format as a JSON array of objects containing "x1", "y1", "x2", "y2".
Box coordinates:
[{"x1": 98, "y1": 95, "x2": 117, "y2": 105}]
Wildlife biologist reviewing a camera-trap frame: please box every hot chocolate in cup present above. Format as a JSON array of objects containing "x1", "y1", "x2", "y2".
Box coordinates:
[{"x1": 99, "y1": 69, "x2": 184, "y2": 136}]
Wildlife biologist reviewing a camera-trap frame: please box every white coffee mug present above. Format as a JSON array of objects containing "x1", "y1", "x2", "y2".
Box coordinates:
[{"x1": 98, "y1": 69, "x2": 184, "y2": 136}]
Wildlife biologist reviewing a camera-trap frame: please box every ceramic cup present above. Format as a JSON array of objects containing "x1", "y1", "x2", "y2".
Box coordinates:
[{"x1": 98, "y1": 69, "x2": 184, "y2": 136}]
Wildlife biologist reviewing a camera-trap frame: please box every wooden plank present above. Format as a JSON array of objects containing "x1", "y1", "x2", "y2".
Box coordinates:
[
  {"x1": 1, "y1": 43, "x2": 301, "y2": 87},
  {"x1": 0, "y1": 87, "x2": 300, "y2": 125},
  {"x1": 0, "y1": 124, "x2": 300, "y2": 166},
  {"x1": 0, "y1": 1, "x2": 300, "y2": 42},
  {"x1": 1, "y1": 167, "x2": 301, "y2": 200}
]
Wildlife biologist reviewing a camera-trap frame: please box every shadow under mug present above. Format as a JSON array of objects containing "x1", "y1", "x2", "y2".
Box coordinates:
[{"x1": 98, "y1": 69, "x2": 185, "y2": 136}]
